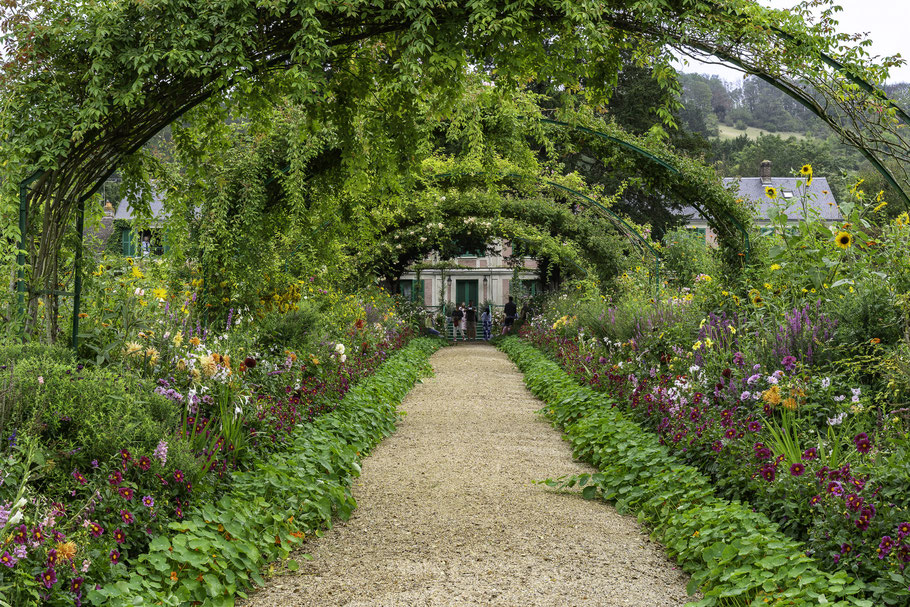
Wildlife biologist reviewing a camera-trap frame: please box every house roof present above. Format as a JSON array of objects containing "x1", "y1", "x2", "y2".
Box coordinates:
[
  {"x1": 114, "y1": 190, "x2": 166, "y2": 221},
  {"x1": 680, "y1": 177, "x2": 841, "y2": 223}
]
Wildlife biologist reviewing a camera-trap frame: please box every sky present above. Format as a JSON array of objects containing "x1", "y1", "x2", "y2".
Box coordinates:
[{"x1": 674, "y1": 0, "x2": 910, "y2": 84}]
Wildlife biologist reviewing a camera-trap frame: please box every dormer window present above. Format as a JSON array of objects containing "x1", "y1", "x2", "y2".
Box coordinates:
[{"x1": 782, "y1": 190, "x2": 794, "y2": 199}]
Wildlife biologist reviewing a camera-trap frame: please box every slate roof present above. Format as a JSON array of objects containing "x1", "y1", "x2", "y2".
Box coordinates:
[
  {"x1": 114, "y1": 190, "x2": 166, "y2": 221},
  {"x1": 680, "y1": 177, "x2": 841, "y2": 223}
]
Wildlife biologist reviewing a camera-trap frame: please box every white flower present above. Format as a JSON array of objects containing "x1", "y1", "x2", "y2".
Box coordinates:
[
  {"x1": 851, "y1": 387, "x2": 861, "y2": 397},
  {"x1": 134, "y1": 287, "x2": 145, "y2": 297},
  {"x1": 8, "y1": 510, "x2": 22, "y2": 525},
  {"x1": 334, "y1": 343, "x2": 345, "y2": 355},
  {"x1": 339, "y1": 354, "x2": 347, "y2": 363},
  {"x1": 821, "y1": 377, "x2": 831, "y2": 389},
  {"x1": 688, "y1": 365, "x2": 700, "y2": 374},
  {"x1": 834, "y1": 395, "x2": 846, "y2": 402},
  {"x1": 766, "y1": 376, "x2": 779, "y2": 385}
]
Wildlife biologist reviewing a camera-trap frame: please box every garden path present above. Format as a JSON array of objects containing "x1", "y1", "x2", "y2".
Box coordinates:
[{"x1": 244, "y1": 344, "x2": 692, "y2": 606}]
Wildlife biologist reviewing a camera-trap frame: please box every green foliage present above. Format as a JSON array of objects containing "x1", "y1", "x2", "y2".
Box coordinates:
[
  {"x1": 2, "y1": 356, "x2": 176, "y2": 479},
  {"x1": 89, "y1": 337, "x2": 441, "y2": 605},
  {"x1": 256, "y1": 301, "x2": 324, "y2": 354},
  {"x1": 661, "y1": 227, "x2": 720, "y2": 286},
  {"x1": 500, "y1": 337, "x2": 871, "y2": 606}
]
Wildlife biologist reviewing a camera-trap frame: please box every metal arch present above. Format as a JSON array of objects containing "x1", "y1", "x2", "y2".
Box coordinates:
[
  {"x1": 538, "y1": 119, "x2": 680, "y2": 174},
  {"x1": 430, "y1": 170, "x2": 661, "y2": 294},
  {"x1": 507, "y1": 235, "x2": 588, "y2": 279},
  {"x1": 535, "y1": 117, "x2": 752, "y2": 263}
]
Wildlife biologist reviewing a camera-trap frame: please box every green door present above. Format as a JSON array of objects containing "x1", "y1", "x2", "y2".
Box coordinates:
[{"x1": 455, "y1": 279, "x2": 478, "y2": 306}]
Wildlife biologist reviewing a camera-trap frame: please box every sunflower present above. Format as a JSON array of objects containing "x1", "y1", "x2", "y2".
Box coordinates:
[
  {"x1": 800, "y1": 164, "x2": 813, "y2": 176},
  {"x1": 765, "y1": 186, "x2": 778, "y2": 200},
  {"x1": 751, "y1": 294, "x2": 764, "y2": 306},
  {"x1": 834, "y1": 231, "x2": 853, "y2": 249}
]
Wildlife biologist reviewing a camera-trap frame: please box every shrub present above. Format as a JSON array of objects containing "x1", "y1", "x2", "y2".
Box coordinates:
[{"x1": 4, "y1": 358, "x2": 177, "y2": 483}]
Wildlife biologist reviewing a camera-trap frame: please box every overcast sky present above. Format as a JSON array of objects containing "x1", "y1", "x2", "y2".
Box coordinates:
[{"x1": 675, "y1": 0, "x2": 909, "y2": 84}]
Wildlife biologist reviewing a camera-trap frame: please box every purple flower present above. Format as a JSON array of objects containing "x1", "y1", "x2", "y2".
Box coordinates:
[
  {"x1": 71, "y1": 576, "x2": 84, "y2": 594},
  {"x1": 113, "y1": 529, "x2": 126, "y2": 544},
  {"x1": 790, "y1": 463, "x2": 805, "y2": 476},
  {"x1": 154, "y1": 440, "x2": 168, "y2": 466},
  {"x1": 142, "y1": 495, "x2": 154, "y2": 508},
  {"x1": 732, "y1": 352, "x2": 744, "y2": 367},
  {"x1": 748, "y1": 421, "x2": 762, "y2": 432},
  {"x1": 109, "y1": 549, "x2": 120, "y2": 564},
  {"x1": 118, "y1": 487, "x2": 134, "y2": 501},
  {"x1": 897, "y1": 522, "x2": 910, "y2": 538},
  {"x1": 88, "y1": 522, "x2": 104, "y2": 537},
  {"x1": 71, "y1": 469, "x2": 87, "y2": 485},
  {"x1": 0, "y1": 551, "x2": 16, "y2": 568},
  {"x1": 760, "y1": 465, "x2": 776, "y2": 482},
  {"x1": 120, "y1": 510, "x2": 134, "y2": 525},
  {"x1": 39, "y1": 567, "x2": 57, "y2": 589},
  {"x1": 878, "y1": 536, "x2": 895, "y2": 559},
  {"x1": 781, "y1": 356, "x2": 797, "y2": 372},
  {"x1": 855, "y1": 438, "x2": 872, "y2": 454},
  {"x1": 802, "y1": 447, "x2": 817, "y2": 460},
  {"x1": 827, "y1": 481, "x2": 844, "y2": 496}
]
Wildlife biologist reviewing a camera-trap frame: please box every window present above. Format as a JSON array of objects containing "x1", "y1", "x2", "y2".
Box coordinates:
[{"x1": 782, "y1": 190, "x2": 794, "y2": 199}]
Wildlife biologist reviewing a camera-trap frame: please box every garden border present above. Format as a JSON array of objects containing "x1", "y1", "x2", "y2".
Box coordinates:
[
  {"x1": 87, "y1": 337, "x2": 444, "y2": 606},
  {"x1": 498, "y1": 337, "x2": 870, "y2": 607}
]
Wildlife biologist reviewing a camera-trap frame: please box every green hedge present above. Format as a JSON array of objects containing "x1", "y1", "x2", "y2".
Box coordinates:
[
  {"x1": 89, "y1": 337, "x2": 443, "y2": 606},
  {"x1": 499, "y1": 337, "x2": 870, "y2": 607}
]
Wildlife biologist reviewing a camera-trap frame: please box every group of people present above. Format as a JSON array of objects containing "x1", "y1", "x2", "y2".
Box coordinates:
[
  {"x1": 449, "y1": 296, "x2": 519, "y2": 342},
  {"x1": 420, "y1": 296, "x2": 525, "y2": 342}
]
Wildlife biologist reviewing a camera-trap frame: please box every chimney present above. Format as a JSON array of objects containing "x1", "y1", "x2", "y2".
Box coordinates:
[{"x1": 760, "y1": 160, "x2": 772, "y2": 185}]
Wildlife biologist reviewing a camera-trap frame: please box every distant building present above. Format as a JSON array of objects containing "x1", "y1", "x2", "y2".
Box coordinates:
[
  {"x1": 681, "y1": 160, "x2": 842, "y2": 244},
  {"x1": 397, "y1": 241, "x2": 540, "y2": 308},
  {"x1": 90, "y1": 191, "x2": 169, "y2": 256}
]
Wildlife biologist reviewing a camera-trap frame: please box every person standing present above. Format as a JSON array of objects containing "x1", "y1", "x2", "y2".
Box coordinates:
[
  {"x1": 502, "y1": 295, "x2": 517, "y2": 335},
  {"x1": 451, "y1": 304, "x2": 465, "y2": 342},
  {"x1": 481, "y1": 306, "x2": 493, "y2": 341},
  {"x1": 465, "y1": 301, "x2": 477, "y2": 339}
]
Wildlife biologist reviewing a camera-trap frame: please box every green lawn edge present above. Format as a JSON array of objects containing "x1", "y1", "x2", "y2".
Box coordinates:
[
  {"x1": 88, "y1": 337, "x2": 444, "y2": 606},
  {"x1": 498, "y1": 337, "x2": 870, "y2": 607}
]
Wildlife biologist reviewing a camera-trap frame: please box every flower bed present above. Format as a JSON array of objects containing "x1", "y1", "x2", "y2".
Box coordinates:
[
  {"x1": 520, "y1": 310, "x2": 910, "y2": 604},
  {"x1": 0, "y1": 279, "x2": 427, "y2": 605},
  {"x1": 88, "y1": 337, "x2": 442, "y2": 605},
  {"x1": 500, "y1": 337, "x2": 870, "y2": 606}
]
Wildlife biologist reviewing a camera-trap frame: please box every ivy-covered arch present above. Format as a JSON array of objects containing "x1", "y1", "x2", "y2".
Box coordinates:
[{"x1": 7, "y1": 0, "x2": 910, "y2": 339}]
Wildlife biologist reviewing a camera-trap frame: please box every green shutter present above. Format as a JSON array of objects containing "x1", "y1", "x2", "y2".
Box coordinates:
[{"x1": 121, "y1": 229, "x2": 131, "y2": 256}]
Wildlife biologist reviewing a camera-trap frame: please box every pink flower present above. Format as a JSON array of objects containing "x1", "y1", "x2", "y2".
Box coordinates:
[{"x1": 120, "y1": 510, "x2": 134, "y2": 525}]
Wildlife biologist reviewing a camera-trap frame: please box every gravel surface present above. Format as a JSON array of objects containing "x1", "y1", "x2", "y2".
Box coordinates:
[{"x1": 243, "y1": 344, "x2": 693, "y2": 606}]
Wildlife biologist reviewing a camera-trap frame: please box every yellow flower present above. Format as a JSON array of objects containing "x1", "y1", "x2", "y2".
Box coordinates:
[
  {"x1": 152, "y1": 287, "x2": 167, "y2": 300},
  {"x1": 123, "y1": 342, "x2": 142, "y2": 357},
  {"x1": 692, "y1": 341, "x2": 702, "y2": 351},
  {"x1": 729, "y1": 326, "x2": 736, "y2": 334},
  {"x1": 198, "y1": 354, "x2": 217, "y2": 377},
  {"x1": 56, "y1": 542, "x2": 77, "y2": 561},
  {"x1": 834, "y1": 231, "x2": 853, "y2": 249},
  {"x1": 873, "y1": 201, "x2": 888, "y2": 213},
  {"x1": 704, "y1": 338, "x2": 714, "y2": 348},
  {"x1": 173, "y1": 331, "x2": 183, "y2": 347},
  {"x1": 770, "y1": 264, "x2": 781, "y2": 271},
  {"x1": 189, "y1": 336, "x2": 201, "y2": 347},
  {"x1": 145, "y1": 348, "x2": 160, "y2": 365},
  {"x1": 896, "y1": 212, "x2": 909, "y2": 227},
  {"x1": 782, "y1": 397, "x2": 798, "y2": 411},
  {"x1": 800, "y1": 164, "x2": 812, "y2": 177},
  {"x1": 762, "y1": 385, "x2": 781, "y2": 406},
  {"x1": 131, "y1": 266, "x2": 144, "y2": 279},
  {"x1": 765, "y1": 186, "x2": 778, "y2": 200}
]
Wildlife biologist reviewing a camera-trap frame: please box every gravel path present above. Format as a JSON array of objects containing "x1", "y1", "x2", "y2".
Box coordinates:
[{"x1": 244, "y1": 344, "x2": 693, "y2": 606}]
